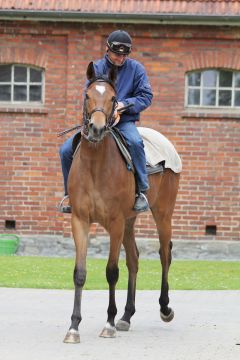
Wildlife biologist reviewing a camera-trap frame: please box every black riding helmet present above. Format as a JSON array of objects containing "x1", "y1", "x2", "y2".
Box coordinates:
[{"x1": 107, "y1": 30, "x2": 132, "y2": 55}]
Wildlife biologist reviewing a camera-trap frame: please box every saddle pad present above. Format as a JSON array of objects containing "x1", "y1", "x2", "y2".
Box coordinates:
[{"x1": 138, "y1": 127, "x2": 182, "y2": 173}]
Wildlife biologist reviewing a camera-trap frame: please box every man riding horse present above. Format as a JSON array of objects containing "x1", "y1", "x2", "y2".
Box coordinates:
[{"x1": 59, "y1": 30, "x2": 153, "y2": 213}]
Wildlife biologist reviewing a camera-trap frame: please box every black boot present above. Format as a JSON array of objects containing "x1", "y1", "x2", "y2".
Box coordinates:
[{"x1": 133, "y1": 192, "x2": 149, "y2": 212}]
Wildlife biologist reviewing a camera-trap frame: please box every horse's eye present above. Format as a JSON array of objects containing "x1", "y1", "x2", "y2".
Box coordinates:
[
  {"x1": 111, "y1": 96, "x2": 116, "y2": 102},
  {"x1": 86, "y1": 94, "x2": 90, "y2": 100}
]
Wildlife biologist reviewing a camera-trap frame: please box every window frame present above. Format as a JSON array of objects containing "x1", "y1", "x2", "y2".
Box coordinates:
[
  {"x1": 185, "y1": 69, "x2": 240, "y2": 109},
  {"x1": 0, "y1": 64, "x2": 45, "y2": 105}
]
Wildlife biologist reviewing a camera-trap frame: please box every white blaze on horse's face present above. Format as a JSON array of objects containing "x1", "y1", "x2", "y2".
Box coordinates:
[
  {"x1": 96, "y1": 85, "x2": 106, "y2": 95},
  {"x1": 87, "y1": 86, "x2": 107, "y2": 130},
  {"x1": 86, "y1": 81, "x2": 116, "y2": 142}
]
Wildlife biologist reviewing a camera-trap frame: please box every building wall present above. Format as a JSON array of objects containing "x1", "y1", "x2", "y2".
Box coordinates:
[{"x1": 0, "y1": 21, "x2": 239, "y2": 241}]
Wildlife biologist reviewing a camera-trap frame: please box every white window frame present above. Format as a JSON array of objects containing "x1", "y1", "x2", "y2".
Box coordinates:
[
  {"x1": 0, "y1": 64, "x2": 45, "y2": 105},
  {"x1": 185, "y1": 69, "x2": 240, "y2": 108}
]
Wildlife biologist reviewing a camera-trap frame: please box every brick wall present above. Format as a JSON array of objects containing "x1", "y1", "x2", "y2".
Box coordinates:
[{"x1": 0, "y1": 21, "x2": 239, "y2": 241}]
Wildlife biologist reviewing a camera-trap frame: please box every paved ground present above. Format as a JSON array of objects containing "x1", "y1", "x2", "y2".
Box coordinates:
[{"x1": 1, "y1": 288, "x2": 240, "y2": 360}]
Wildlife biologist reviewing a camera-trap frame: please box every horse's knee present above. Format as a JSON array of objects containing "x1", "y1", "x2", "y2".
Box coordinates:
[
  {"x1": 159, "y1": 244, "x2": 172, "y2": 267},
  {"x1": 106, "y1": 265, "x2": 119, "y2": 286},
  {"x1": 73, "y1": 267, "x2": 86, "y2": 288},
  {"x1": 159, "y1": 241, "x2": 173, "y2": 255}
]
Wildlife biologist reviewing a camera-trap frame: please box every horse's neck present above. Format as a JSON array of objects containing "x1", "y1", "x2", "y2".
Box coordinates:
[{"x1": 80, "y1": 134, "x2": 117, "y2": 164}]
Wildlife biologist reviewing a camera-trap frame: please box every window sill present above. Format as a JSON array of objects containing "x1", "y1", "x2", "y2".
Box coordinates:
[
  {"x1": 181, "y1": 108, "x2": 240, "y2": 119},
  {"x1": 0, "y1": 105, "x2": 48, "y2": 114}
]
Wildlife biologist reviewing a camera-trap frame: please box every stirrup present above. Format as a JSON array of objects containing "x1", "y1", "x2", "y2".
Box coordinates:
[
  {"x1": 133, "y1": 192, "x2": 149, "y2": 212},
  {"x1": 58, "y1": 195, "x2": 71, "y2": 214}
]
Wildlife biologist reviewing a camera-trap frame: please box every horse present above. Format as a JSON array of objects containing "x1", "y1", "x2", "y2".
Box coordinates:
[{"x1": 63, "y1": 61, "x2": 180, "y2": 343}]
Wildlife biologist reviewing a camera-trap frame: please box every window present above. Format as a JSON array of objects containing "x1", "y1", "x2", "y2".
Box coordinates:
[
  {"x1": 186, "y1": 69, "x2": 240, "y2": 108},
  {"x1": 0, "y1": 64, "x2": 44, "y2": 104}
]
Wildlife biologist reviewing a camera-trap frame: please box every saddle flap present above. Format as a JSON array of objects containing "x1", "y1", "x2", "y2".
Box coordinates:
[
  {"x1": 109, "y1": 128, "x2": 135, "y2": 173},
  {"x1": 109, "y1": 128, "x2": 164, "y2": 176}
]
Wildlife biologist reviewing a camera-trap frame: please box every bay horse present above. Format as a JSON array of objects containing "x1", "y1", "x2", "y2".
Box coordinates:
[{"x1": 63, "y1": 62, "x2": 180, "y2": 343}]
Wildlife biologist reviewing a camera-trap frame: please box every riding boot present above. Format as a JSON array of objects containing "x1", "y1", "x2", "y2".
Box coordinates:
[{"x1": 133, "y1": 191, "x2": 149, "y2": 212}]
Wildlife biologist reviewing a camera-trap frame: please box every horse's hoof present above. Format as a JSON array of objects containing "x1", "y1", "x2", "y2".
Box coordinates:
[
  {"x1": 116, "y1": 319, "x2": 130, "y2": 331},
  {"x1": 99, "y1": 322, "x2": 117, "y2": 338},
  {"x1": 63, "y1": 329, "x2": 80, "y2": 343},
  {"x1": 160, "y1": 308, "x2": 174, "y2": 323}
]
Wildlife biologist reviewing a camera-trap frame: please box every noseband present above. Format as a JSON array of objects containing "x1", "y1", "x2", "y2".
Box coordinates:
[{"x1": 82, "y1": 78, "x2": 117, "y2": 141}]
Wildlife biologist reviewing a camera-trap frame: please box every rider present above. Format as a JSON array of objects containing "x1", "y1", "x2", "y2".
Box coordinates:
[{"x1": 59, "y1": 30, "x2": 153, "y2": 213}]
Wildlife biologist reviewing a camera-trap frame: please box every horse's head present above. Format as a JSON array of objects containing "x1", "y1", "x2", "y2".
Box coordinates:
[{"x1": 83, "y1": 61, "x2": 117, "y2": 142}]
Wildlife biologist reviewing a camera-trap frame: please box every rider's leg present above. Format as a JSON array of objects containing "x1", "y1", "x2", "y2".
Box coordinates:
[
  {"x1": 59, "y1": 135, "x2": 74, "y2": 213},
  {"x1": 116, "y1": 121, "x2": 149, "y2": 212}
]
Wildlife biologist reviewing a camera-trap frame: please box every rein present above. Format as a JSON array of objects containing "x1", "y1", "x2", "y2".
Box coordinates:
[{"x1": 57, "y1": 103, "x2": 133, "y2": 138}]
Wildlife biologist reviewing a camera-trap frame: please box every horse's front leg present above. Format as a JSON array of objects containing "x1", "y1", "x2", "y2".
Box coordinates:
[
  {"x1": 100, "y1": 219, "x2": 124, "y2": 338},
  {"x1": 63, "y1": 215, "x2": 89, "y2": 344},
  {"x1": 116, "y1": 217, "x2": 139, "y2": 331}
]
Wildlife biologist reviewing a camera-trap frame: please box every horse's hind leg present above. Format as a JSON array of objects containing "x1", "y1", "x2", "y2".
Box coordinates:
[
  {"x1": 151, "y1": 209, "x2": 174, "y2": 322},
  {"x1": 63, "y1": 216, "x2": 89, "y2": 343},
  {"x1": 151, "y1": 171, "x2": 179, "y2": 322},
  {"x1": 116, "y1": 217, "x2": 138, "y2": 331}
]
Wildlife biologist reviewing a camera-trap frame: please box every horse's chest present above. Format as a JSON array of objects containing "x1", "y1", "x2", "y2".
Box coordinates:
[
  {"x1": 91, "y1": 189, "x2": 109, "y2": 211},
  {"x1": 88, "y1": 189, "x2": 119, "y2": 224}
]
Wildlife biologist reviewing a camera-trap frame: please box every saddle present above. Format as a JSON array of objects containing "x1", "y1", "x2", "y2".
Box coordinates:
[
  {"x1": 109, "y1": 128, "x2": 165, "y2": 175},
  {"x1": 72, "y1": 128, "x2": 165, "y2": 176}
]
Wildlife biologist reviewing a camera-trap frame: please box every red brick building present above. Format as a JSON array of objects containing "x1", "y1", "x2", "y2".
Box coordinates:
[{"x1": 0, "y1": 1, "x2": 239, "y2": 241}]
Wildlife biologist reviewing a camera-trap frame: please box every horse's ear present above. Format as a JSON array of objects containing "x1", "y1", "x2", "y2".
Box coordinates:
[
  {"x1": 109, "y1": 65, "x2": 117, "y2": 84},
  {"x1": 86, "y1": 61, "x2": 96, "y2": 80}
]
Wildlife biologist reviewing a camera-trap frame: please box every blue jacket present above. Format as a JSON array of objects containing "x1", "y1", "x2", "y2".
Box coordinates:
[{"x1": 93, "y1": 55, "x2": 153, "y2": 122}]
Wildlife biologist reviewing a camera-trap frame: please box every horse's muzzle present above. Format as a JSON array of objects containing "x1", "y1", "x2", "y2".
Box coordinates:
[{"x1": 88, "y1": 123, "x2": 106, "y2": 142}]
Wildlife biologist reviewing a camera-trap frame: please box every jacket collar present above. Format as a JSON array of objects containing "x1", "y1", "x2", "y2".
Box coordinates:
[{"x1": 105, "y1": 53, "x2": 127, "y2": 68}]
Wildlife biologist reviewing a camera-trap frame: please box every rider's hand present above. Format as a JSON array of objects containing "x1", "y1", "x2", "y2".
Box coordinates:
[
  {"x1": 112, "y1": 102, "x2": 124, "y2": 126},
  {"x1": 116, "y1": 102, "x2": 124, "y2": 112}
]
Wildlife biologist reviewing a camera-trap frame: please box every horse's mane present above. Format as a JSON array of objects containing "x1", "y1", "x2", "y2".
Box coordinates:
[{"x1": 87, "y1": 75, "x2": 116, "y2": 91}]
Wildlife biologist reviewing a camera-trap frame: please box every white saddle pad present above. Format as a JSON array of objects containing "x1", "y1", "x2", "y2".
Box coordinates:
[{"x1": 138, "y1": 127, "x2": 182, "y2": 173}]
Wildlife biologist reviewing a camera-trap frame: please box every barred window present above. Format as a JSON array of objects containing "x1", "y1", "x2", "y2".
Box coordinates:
[
  {"x1": 0, "y1": 64, "x2": 44, "y2": 103},
  {"x1": 186, "y1": 69, "x2": 240, "y2": 108}
]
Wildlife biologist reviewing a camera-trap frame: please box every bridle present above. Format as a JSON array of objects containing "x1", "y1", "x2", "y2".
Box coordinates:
[{"x1": 82, "y1": 77, "x2": 118, "y2": 141}]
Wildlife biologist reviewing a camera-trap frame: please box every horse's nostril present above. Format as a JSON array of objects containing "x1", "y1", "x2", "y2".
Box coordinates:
[{"x1": 89, "y1": 123, "x2": 104, "y2": 138}]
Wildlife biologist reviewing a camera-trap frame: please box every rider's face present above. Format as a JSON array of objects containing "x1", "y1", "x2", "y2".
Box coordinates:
[{"x1": 107, "y1": 50, "x2": 128, "y2": 66}]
